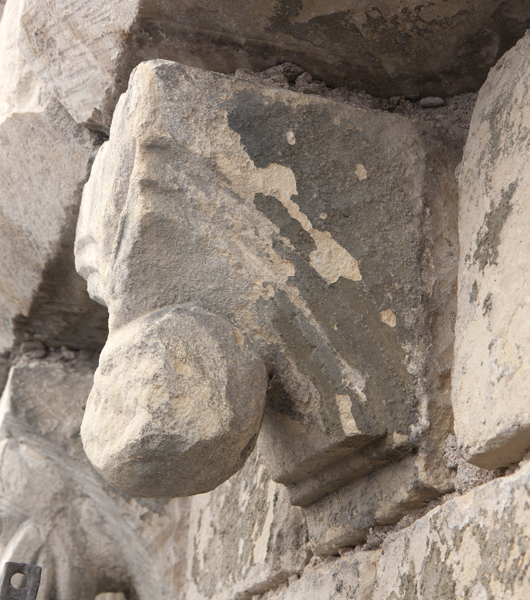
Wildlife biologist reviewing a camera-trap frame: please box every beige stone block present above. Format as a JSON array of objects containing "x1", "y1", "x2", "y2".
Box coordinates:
[
  {"x1": 261, "y1": 551, "x2": 380, "y2": 600},
  {"x1": 185, "y1": 451, "x2": 310, "y2": 600},
  {"x1": 453, "y1": 32, "x2": 530, "y2": 469},
  {"x1": 15, "y1": 0, "x2": 530, "y2": 132},
  {"x1": 0, "y1": 0, "x2": 107, "y2": 354},
  {"x1": 372, "y1": 461, "x2": 530, "y2": 599}
]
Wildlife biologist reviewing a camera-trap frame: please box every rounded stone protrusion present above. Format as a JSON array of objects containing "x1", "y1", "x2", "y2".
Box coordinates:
[{"x1": 81, "y1": 306, "x2": 268, "y2": 497}]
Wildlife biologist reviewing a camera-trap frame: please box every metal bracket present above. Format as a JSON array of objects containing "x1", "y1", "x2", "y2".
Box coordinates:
[{"x1": 0, "y1": 563, "x2": 41, "y2": 600}]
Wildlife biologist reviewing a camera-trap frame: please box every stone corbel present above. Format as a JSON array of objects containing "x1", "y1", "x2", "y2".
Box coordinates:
[{"x1": 75, "y1": 60, "x2": 462, "y2": 550}]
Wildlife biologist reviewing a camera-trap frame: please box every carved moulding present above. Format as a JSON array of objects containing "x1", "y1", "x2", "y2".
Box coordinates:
[
  {"x1": 0, "y1": 360, "x2": 170, "y2": 600},
  {"x1": 75, "y1": 60, "x2": 462, "y2": 551}
]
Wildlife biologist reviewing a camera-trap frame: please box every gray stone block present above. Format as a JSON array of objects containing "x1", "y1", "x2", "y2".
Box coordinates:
[
  {"x1": 15, "y1": 0, "x2": 530, "y2": 132},
  {"x1": 0, "y1": 0, "x2": 108, "y2": 354}
]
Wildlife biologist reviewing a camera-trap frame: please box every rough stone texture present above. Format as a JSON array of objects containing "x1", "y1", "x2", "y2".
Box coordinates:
[
  {"x1": 0, "y1": 355, "x2": 8, "y2": 396},
  {"x1": 372, "y1": 460, "x2": 530, "y2": 600},
  {"x1": 3, "y1": 0, "x2": 530, "y2": 596},
  {"x1": 185, "y1": 451, "x2": 310, "y2": 600},
  {"x1": 303, "y1": 452, "x2": 454, "y2": 556},
  {"x1": 3, "y1": 0, "x2": 530, "y2": 597},
  {"x1": 82, "y1": 308, "x2": 268, "y2": 498},
  {"x1": 258, "y1": 550, "x2": 380, "y2": 600},
  {"x1": 232, "y1": 64, "x2": 478, "y2": 132},
  {"x1": 443, "y1": 434, "x2": 504, "y2": 495},
  {"x1": 15, "y1": 0, "x2": 530, "y2": 131},
  {"x1": 453, "y1": 32, "x2": 530, "y2": 470},
  {"x1": 0, "y1": 359, "x2": 189, "y2": 600},
  {"x1": 75, "y1": 60, "x2": 461, "y2": 549},
  {"x1": 0, "y1": 0, "x2": 108, "y2": 355}
]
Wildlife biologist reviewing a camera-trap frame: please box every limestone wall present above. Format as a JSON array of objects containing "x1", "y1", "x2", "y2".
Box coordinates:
[{"x1": 1, "y1": 1, "x2": 530, "y2": 599}]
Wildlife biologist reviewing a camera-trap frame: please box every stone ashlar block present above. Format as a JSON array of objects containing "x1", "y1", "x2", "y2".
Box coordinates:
[
  {"x1": 372, "y1": 461, "x2": 530, "y2": 599},
  {"x1": 185, "y1": 450, "x2": 310, "y2": 600},
  {"x1": 453, "y1": 32, "x2": 530, "y2": 469},
  {"x1": 260, "y1": 550, "x2": 380, "y2": 600},
  {"x1": 75, "y1": 58, "x2": 462, "y2": 528},
  {"x1": 15, "y1": 0, "x2": 530, "y2": 131},
  {"x1": 0, "y1": 0, "x2": 108, "y2": 354},
  {"x1": 303, "y1": 452, "x2": 455, "y2": 556}
]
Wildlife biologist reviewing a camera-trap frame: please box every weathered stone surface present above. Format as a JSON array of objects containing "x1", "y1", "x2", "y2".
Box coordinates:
[
  {"x1": 0, "y1": 355, "x2": 8, "y2": 396},
  {"x1": 0, "y1": 0, "x2": 108, "y2": 354},
  {"x1": 75, "y1": 58, "x2": 461, "y2": 551},
  {"x1": 81, "y1": 308, "x2": 268, "y2": 497},
  {"x1": 453, "y1": 32, "x2": 530, "y2": 469},
  {"x1": 304, "y1": 452, "x2": 454, "y2": 556},
  {"x1": 260, "y1": 551, "x2": 380, "y2": 600},
  {"x1": 0, "y1": 358, "x2": 189, "y2": 600},
  {"x1": 185, "y1": 451, "x2": 310, "y2": 600},
  {"x1": 372, "y1": 461, "x2": 530, "y2": 599},
  {"x1": 16, "y1": 0, "x2": 530, "y2": 131}
]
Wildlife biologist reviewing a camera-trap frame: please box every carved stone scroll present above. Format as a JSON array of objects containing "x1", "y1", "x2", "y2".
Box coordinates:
[{"x1": 75, "y1": 60, "x2": 462, "y2": 515}]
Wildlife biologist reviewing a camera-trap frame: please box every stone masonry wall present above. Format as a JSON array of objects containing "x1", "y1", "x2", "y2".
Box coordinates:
[{"x1": 2, "y1": 1, "x2": 530, "y2": 599}]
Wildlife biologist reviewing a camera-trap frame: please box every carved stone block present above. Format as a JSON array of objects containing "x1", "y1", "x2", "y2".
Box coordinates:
[
  {"x1": 265, "y1": 550, "x2": 380, "y2": 600},
  {"x1": 0, "y1": 358, "x2": 189, "y2": 600},
  {"x1": 15, "y1": 0, "x2": 530, "y2": 131},
  {"x1": 453, "y1": 32, "x2": 530, "y2": 469},
  {"x1": 75, "y1": 59, "x2": 461, "y2": 523}
]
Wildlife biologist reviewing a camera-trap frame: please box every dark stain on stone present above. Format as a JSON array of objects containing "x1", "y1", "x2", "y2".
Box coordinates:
[
  {"x1": 12, "y1": 220, "x2": 109, "y2": 351},
  {"x1": 254, "y1": 193, "x2": 316, "y2": 258},
  {"x1": 419, "y1": 540, "x2": 456, "y2": 599},
  {"x1": 226, "y1": 90, "x2": 425, "y2": 340},
  {"x1": 482, "y1": 292, "x2": 493, "y2": 316},
  {"x1": 266, "y1": 374, "x2": 304, "y2": 423},
  {"x1": 469, "y1": 280, "x2": 479, "y2": 304},
  {"x1": 239, "y1": 433, "x2": 258, "y2": 462},
  {"x1": 228, "y1": 89, "x2": 420, "y2": 441},
  {"x1": 271, "y1": 287, "x2": 375, "y2": 440},
  {"x1": 269, "y1": 249, "x2": 416, "y2": 438},
  {"x1": 473, "y1": 181, "x2": 517, "y2": 272}
]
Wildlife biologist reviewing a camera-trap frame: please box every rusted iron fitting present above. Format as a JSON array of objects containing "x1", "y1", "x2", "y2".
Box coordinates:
[{"x1": 0, "y1": 563, "x2": 41, "y2": 600}]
